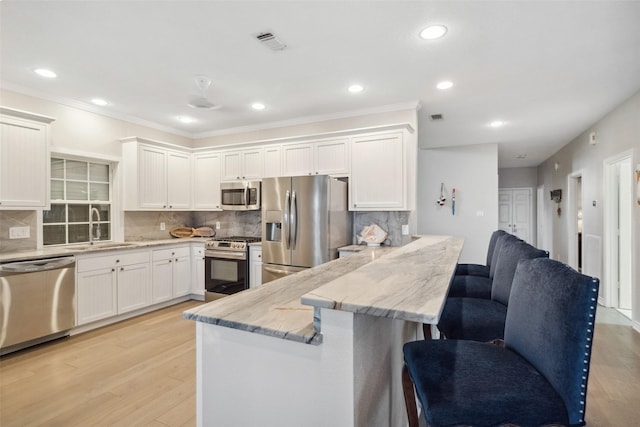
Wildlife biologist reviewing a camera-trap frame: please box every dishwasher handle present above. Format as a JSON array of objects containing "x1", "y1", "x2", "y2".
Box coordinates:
[{"x1": 0, "y1": 256, "x2": 76, "y2": 274}]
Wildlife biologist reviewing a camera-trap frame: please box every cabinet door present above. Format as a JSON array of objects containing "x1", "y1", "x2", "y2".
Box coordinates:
[
  {"x1": 173, "y1": 256, "x2": 192, "y2": 297},
  {"x1": 167, "y1": 151, "x2": 191, "y2": 209},
  {"x1": 350, "y1": 133, "x2": 405, "y2": 210},
  {"x1": 77, "y1": 268, "x2": 117, "y2": 325},
  {"x1": 221, "y1": 151, "x2": 242, "y2": 181},
  {"x1": 138, "y1": 145, "x2": 168, "y2": 209},
  {"x1": 0, "y1": 117, "x2": 48, "y2": 208},
  {"x1": 249, "y1": 247, "x2": 262, "y2": 288},
  {"x1": 152, "y1": 259, "x2": 174, "y2": 303},
  {"x1": 315, "y1": 138, "x2": 349, "y2": 176},
  {"x1": 242, "y1": 148, "x2": 264, "y2": 179},
  {"x1": 192, "y1": 245, "x2": 205, "y2": 295},
  {"x1": 282, "y1": 143, "x2": 314, "y2": 176},
  {"x1": 193, "y1": 152, "x2": 222, "y2": 209},
  {"x1": 263, "y1": 146, "x2": 282, "y2": 178},
  {"x1": 117, "y1": 263, "x2": 151, "y2": 314}
]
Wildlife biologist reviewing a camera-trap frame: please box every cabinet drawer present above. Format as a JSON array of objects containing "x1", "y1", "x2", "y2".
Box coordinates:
[
  {"x1": 152, "y1": 246, "x2": 190, "y2": 261},
  {"x1": 77, "y1": 251, "x2": 150, "y2": 272}
]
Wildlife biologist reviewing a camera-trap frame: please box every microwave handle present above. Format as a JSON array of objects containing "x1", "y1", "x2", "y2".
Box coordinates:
[{"x1": 244, "y1": 182, "x2": 249, "y2": 209}]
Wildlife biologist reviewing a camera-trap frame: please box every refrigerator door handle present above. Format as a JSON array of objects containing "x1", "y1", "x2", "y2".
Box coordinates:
[
  {"x1": 291, "y1": 190, "x2": 298, "y2": 250},
  {"x1": 284, "y1": 190, "x2": 291, "y2": 249}
]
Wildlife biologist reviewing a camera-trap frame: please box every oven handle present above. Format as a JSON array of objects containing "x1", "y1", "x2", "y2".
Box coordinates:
[{"x1": 205, "y1": 250, "x2": 247, "y2": 260}]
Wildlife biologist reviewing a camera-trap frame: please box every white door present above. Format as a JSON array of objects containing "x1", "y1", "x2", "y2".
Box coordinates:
[
  {"x1": 618, "y1": 159, "x2": 632, "y2": 310},
  {"x1": 498, "y1": 188, "x2": 532, "y2": 243}
]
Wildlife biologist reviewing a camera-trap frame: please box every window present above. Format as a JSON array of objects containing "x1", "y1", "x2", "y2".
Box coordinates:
[{"x1": 43, "y1": 157, "x2": 112, "y2": 246}]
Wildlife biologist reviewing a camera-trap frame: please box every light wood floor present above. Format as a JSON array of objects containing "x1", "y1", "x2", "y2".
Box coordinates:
[{"x1": 1, "y1": 302, "x2": 639, "y2": 426}]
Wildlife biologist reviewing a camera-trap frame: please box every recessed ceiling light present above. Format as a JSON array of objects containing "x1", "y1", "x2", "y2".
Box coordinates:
[
  {"x1": 348, "y1": 84, "x2": 364, "y2": 94},
  {"x1": 489, "y1": 120, "x2": 506, "y2": 128},
  {"x1": 177, "y1": 116, "x2": 195, "y2": 124},
  {"x1": 419, "y1": 25, "x2": 448, "y2": 40},
  {"x1": 436, "y1": 81, "x2": 453, "y2": 90},
  {"x1": 33, "y1": 68, "x2": 57, "y2": 78},
  {"x1": 91, "y1": 98, "x2": 109, "y2": 106},
  {"x1": 251, "y1": 102, "x2": 266, "y2": 111}
]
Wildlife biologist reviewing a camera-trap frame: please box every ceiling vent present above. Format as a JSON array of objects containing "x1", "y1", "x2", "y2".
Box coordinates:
[
  {"x1": 256, "y1": 32, "x2": 287, "y2": 51},
  {"x1": 430, "y1": 114, "x2": 444, "y2": 121}
]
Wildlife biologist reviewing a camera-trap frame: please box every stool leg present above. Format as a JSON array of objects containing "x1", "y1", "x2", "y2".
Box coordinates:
[
  {"x1": 422, "y1": 323, "x2": 432, "y2": 339},
  {"x1": 402, "y1": 364, "x2": 420, "y2": 427}
]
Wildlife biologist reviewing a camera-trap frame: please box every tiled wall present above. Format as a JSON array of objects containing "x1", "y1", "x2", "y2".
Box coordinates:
[
  {"x1": 1, "y1": 209, "x2": 410, "y2": 253},
  {"x1": 0, "y1": 210, "x2": 38, "y2": 253}
]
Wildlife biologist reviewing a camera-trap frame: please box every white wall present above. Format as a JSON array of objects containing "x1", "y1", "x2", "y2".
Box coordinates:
[
  {"x1": 499, "y1": 167, "x2": 537, "y2": 188},
  {"x1": 417, "y1": 144, "x2": 499, "y2": 264},
  {"x1": 537, "y1": 89, "x2": 639, "y2": 328}
]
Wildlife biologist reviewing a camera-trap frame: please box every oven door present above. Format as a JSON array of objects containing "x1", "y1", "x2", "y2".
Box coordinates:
[{"x1": 204, "y1": 250, "x2": 248, "y2": 301}]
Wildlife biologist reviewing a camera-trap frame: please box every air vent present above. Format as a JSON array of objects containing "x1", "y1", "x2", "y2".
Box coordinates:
[
  {"x1": 255, "y1": 32, "x2": 287, "y2": 51},
  {"x1": 430, "y1": 114, "x2": 444, "y2": 120}
]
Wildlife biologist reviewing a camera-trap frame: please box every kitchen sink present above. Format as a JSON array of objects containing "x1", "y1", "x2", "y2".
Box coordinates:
[{"x1": 65, "y1": 242, "x2": 139, "y2": 251}]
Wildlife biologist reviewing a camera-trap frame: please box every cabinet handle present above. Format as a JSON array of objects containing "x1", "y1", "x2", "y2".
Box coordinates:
[
  {"x1": 120, "y1": 267, "x2": 124, "y2": 271},
  {"x1": 169, "y1": 205, "x2": 173, "y2": 208},
  {"x1": 168, "y1": 259, "x2": 172, "y2": 263},
  {"x1": 111, "y1": 268, "x2": 115, "y2": 272},
  {"x1": 175, "y1": 258, "x2": 179, "y2": 262},
  {"x1": 116, "y1": 259, "x2": 120, "y2": 263}
]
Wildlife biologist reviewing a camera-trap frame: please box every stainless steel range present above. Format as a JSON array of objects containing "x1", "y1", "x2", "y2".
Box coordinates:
[{"x1": 204, "y1": 236, "x2": 260, "y2": 302}]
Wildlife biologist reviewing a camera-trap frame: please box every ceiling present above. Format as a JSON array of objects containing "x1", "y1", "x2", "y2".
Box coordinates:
[{"x1": 2, "y1": 1, "x2": 639, "y2": 168}]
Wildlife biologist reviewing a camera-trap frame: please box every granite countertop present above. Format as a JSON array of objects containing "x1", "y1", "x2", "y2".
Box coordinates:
[
  {"x1": 183, "y1": 235, "x2": 463, "y2": 345},
  {"x1": 302, "y1": 235, "x2": 464, "y2": 325},
  {"x1": 0, "y1": 237, "x2": 209, "y2": 263}
]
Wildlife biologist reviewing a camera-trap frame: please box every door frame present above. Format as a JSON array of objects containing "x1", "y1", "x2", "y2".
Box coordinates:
[
  {"x1": 567, "y1": 170, "x2": 584, "y2": 271},
  {"x1": 603, "y1": 150, "x2": 634, "y2": 311}
]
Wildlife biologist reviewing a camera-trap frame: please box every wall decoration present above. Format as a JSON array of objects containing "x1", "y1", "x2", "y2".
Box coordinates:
[{"x1": 436, "y1": 182, "x2": 446, "y2": 206}]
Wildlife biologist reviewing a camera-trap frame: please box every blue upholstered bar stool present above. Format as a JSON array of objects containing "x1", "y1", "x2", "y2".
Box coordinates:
[
  {"x1": 447, "y1": 232, "x2": 517, "y2": 299},
  {"x1": 454, "y1": 229, "x2": 507, "y2": 277},
  {"x1": 403, "y1": 258, "x2": 600, "y2": 427},
  {"x1": 438, "y1": 239, "x2": 548, "y2": 341}
]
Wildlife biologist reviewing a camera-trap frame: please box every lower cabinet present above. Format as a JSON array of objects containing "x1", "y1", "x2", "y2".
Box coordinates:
[
  {"x1": 249, "y1": 245, "x2": 262, "y2": 288},
  {"x1": 191, "y1": 243, "x2": 205, "y2": 296},
  {"x1": 151, "y1": 245, "x2": 191, "y2": 303},
  {"x1": 76, "y1": 250, "x2": 151, "y2": 325}
]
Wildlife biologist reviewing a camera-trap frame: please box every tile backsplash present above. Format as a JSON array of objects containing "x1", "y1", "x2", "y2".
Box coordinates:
[
  {"x1": 1, "y1": 209, "x2": 409, "y2": 253},
  {"x1": 0, "y1": 210, "x2": 38, "y2": 253}
]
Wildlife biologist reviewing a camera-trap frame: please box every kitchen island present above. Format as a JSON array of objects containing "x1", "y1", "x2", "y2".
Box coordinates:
[{"x1": 183, "y1": 235, "x2": 463, "y2": 427}]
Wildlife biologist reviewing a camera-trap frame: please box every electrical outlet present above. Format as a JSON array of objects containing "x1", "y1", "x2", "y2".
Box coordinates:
[
  {"x1": 160, "y1": 222, "x2": 166, "y2": 231},
  {"x1": 215, "y1": 221, "x2": 221, "y2": 230},
  {"x1": 401, "y1": 224, "x2": 409, "y2": 235},
  {"x1": 9, "y1": 226, "x2": 30, "y2": 239}
]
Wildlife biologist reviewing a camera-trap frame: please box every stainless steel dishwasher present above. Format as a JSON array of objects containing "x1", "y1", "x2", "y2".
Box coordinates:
[{"x1": 0, "y1": 256, "x2": 76, "y2": 355}]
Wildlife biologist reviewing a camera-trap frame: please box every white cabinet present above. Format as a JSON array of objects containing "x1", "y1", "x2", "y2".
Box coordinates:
[
  {"x1": 76, "y1": 250, "x2": 151, "y2": 325},
  {"x1": 221, "y1": 148, "x2": 264, "y2": 181},
  {"x1": 0, "y1": 108, "x2": 55, "y2": 209},
  {"x1": 249, "y1": 245, "x2": 262, "y2": 288},
  {"x1": 193, "y1": 151, "x2": 222, "y2": 210},
  {"x1": 151, "y1": 245, "x2": 191, "y2": 303},
  {"x1": 121, "y1": 138, "x2": 192, "y2": 210},
  {"x1": 263, "y1": 145, "x2": 282, "y2": 178},
  {"x1": 282, "y1": 138, "x2": 349, "y2": 177},
  {"x1": 350, "y1": 132, "x2": 406, "y2": 210},
  {"x1": 191, "y1": 242, "x2": 205, "y2": 297}
]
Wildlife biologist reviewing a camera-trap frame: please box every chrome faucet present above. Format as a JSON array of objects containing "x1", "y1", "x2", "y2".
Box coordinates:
[{"x1": 90, "y1": 207, "x2": 101, "y2": 244}]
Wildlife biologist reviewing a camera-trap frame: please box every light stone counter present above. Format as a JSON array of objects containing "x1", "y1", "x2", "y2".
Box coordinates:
[
  {"x1": 0, "y1": 237, "x2": 209, "y2": 263},
  {"x1": 183, "y1": 245, "x2": 395, "y2": 344},
  {"x1": 184, "y1": 235, "x2": 463, "y2": 344},
  {"x1": 302, "y1": 235, "x2": 464, "y2": 325}
]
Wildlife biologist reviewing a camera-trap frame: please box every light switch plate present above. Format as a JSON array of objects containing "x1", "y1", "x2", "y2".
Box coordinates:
[{"x1": 401, "y1": 224, "x2": 409, "y2": 235}]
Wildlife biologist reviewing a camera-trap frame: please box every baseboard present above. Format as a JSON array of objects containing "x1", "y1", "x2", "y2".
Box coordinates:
[
  {"x1": 71, "y1": 296, "x2": 193, "y2": 335},
  {"x1": 633, "y1": 320, "x2": 640, "y2": 334}
]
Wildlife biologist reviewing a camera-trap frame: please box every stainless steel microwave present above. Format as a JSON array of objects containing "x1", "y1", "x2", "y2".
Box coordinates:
[{"x1": 220, "y1": 181, "x2": 261, "y2": 211}]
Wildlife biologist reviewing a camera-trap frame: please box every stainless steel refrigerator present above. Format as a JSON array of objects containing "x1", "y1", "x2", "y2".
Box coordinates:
[{"x1": 261, "y1": 175, "x2": 352, "y2": 283}]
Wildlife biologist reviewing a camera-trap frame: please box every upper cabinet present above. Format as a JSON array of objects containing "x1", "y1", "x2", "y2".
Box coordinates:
[
  {"x1": 0, "y1": 107, "x2": 55, "y2": 209},
  {"x1": 221, "y1": 147, "x2": 264, "y2": 181},
  {"x1": 122, "y1": 138, "x2": 191, "y2": 210},
  {"x1": 193, "y1": 151, "x2": 222, "y2": 210},
  {"x1": 350, "y1": 132, "x2": 410, "y2": 211},
  {"x1": 263, "y1": 145, "x2": 282, "y2": 178},
  {"x1": 282, "y1": 138, "x2": 349, "y2": 177}
]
